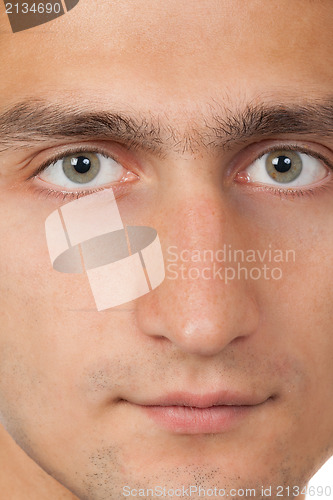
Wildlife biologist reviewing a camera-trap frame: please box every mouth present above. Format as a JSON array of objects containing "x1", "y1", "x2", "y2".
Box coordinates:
[{"x1": 126, "y1": 391, "x2": 272, "y2": 434}]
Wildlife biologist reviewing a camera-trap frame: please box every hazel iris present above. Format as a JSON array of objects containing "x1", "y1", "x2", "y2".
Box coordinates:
[
  {"x1": 266, "y1": 150, "x2": 303, "y2": 183},
  {"x1": 63, "y1": 153, "x2": 101, "y2": 183}
]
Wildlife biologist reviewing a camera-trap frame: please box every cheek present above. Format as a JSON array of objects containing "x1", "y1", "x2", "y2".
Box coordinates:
[
  {"x1": 232, "y1": 189, "x2": 333, "y2": 396},
  {"x1": 0, "y1": 191, "x2": 98, "y2": 318},
  {"x1": 255, "y1": 203, "x2": 333, "y2": 439},
  {"x1": 0, "y1": 194, "x2": 95, "y2": 429}
]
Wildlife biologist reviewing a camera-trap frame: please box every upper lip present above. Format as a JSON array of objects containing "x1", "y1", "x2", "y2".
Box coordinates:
[{"x1": 133, "y1": 391, "x2": 270, "y2": 408}]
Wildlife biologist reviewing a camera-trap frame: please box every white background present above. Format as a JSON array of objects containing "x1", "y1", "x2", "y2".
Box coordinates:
[{"x1": 306, "y1": 456, "x2": 333, "y2": 499}]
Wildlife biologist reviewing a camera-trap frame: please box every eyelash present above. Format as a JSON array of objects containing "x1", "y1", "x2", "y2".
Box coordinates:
[
  {"x1": 29, "y1": 142, "x2": 333, "y2": 201},
  {"x1": 238, "y1": 143, "x2": 333, "y2": 199},
  {"x1": 30, "y1": 145, "x2": 134, "y2": 201}
]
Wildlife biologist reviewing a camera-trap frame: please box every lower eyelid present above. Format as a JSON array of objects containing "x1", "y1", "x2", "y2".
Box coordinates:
[
  {"x1": 29, "y1": 176, "x2": 137, "y2": 202},
  {"x1": 234, "y1": 171, "x2": 333, "y2": 200}
]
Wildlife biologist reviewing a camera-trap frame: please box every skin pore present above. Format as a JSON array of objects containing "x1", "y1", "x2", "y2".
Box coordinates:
[{"x1": 0, "y1": 1, "x2": 332, "y2": 499}]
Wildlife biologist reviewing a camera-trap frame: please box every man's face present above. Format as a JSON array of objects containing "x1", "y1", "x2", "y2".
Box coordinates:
[{"x1": 0, "y1": 1, "x2": 332, "y2": 499}]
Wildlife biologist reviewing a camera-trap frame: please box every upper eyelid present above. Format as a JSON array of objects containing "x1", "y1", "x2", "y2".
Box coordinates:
[
  {"x1": 29, "y1": 145, "x2": 128, "y2": 180},
  {"x1": 238, "y1": 142, "x2": 333, "y2": 174},
  {"x1": 257, "y1": 146, "x2": 332, "y2": 165}
]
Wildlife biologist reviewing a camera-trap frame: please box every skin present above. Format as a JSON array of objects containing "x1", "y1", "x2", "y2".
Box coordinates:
[{"x1": 0, "y1": 1, "x2": 332, "y2": 499}]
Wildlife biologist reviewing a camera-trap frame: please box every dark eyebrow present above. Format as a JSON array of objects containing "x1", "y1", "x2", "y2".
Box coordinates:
[
  {"x1": 206, "y1": 98, "x2": 333, "y2": 151},
  {"x1": 0, "y1": 97, "x2": 332, "y2": 155},
  {"x1": 0, "y1": 100, "x2": 166, "y2": 155}
]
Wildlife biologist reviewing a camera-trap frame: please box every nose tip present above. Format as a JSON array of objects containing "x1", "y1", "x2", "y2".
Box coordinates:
[
  {"x1": 179, "y1": 316, "x2": 244, "y2": 357},
  {"x1": 137, "y1": 276, "x2": 259, "y2": 357},
  {"x1": 182, "y1": 294, "x2": 258, "y2": 356}
]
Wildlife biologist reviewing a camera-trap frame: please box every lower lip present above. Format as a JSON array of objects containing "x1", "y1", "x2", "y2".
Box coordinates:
[{"x1": 139, "y1": 404, "x2": 261, "y2": 434}]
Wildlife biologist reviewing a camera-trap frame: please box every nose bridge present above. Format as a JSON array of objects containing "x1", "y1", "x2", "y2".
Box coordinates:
[
  {"x1": 174, "y1": 193, "x2": 226, "y2": 247},
  {"x1": 166, "y1": 192, "x2": 233, "y2": 299},
  {"x1": 136, "y1": 186, "x2": 259, "y2": 356}
]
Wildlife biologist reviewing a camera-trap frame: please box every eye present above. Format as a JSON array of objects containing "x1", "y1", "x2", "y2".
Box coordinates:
[
  {"x1": 241, "y1": 149, "x2": 329, "y2": 188},
  {"x1": 37, "y1": 151, "x2": 136, "y2": 190}
]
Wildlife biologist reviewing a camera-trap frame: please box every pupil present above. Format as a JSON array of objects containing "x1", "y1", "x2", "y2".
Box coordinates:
[
  {"x1": 272, "y1": 155, "x2": 292, "y2": 173},
  {"x1": 71, "y1": 156, "x2": 91, "y2": 174}
]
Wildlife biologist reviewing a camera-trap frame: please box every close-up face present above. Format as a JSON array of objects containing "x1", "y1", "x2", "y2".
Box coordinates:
[{"x1": 0, "y1": 1, "x2": 332, "y2": 499}]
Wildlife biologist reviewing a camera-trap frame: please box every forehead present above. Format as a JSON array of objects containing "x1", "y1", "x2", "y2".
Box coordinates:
[{"x1": 0, "y1": 0, "x2": 332, "y2": 116}]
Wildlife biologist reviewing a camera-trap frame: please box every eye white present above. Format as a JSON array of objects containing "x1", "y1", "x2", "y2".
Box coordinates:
[
  {"x1": 245, "y1": 151, "x2": 328, "y2": 187},
  {"x1": 38, "y1": 153, "x2": 125, "y2": 188}
]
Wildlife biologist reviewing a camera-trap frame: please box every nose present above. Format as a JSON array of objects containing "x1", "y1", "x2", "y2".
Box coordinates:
[{"x1": 136, "y1": 186, "x2": 260, "y2": 357}]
